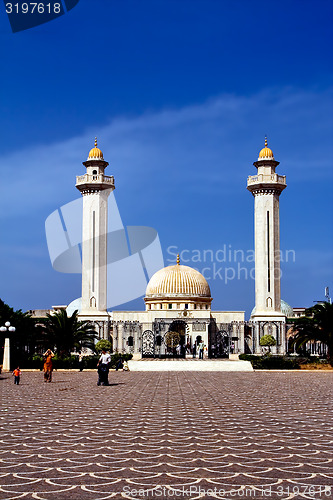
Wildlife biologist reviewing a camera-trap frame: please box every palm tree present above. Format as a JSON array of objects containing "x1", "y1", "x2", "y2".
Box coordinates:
[
  {"x1": 42, "y1": 309, "x2": 97, "y2": 356},
  {"x1": 290, "y1": 302, "x2": 333, "y2": 366}
]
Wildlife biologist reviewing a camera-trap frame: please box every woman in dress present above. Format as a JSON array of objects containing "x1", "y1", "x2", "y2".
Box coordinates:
[{"x1": 43, "y1": 349, "x2": 54, "y2": 382}]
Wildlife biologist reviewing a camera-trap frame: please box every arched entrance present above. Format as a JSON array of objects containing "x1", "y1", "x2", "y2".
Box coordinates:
[{"x1": 167, "y1": 320, "x2": 186, "y2": 358}]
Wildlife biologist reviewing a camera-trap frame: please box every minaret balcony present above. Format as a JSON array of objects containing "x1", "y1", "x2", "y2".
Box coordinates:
[
  {"x1": 247, "y1": 174, "x2": 287, "y2": 186},
  {"x1": 247, "y1": 173, "x2": 286, "y2": 187},
  {"x1": 76, "y1": 173, "x2": 115, "y2": 191}
]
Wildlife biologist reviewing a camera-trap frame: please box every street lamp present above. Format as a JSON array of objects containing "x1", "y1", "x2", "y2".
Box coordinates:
[{"x1": 0, "y1": 321, "x2": 16, "y2": 372}]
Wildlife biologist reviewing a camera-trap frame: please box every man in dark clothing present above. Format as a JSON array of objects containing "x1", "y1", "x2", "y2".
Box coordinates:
[{"x1": 97, "y1": 350, "x2": 111, "y2": 386}]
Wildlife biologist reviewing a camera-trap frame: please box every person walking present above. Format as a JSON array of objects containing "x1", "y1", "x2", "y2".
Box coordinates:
[
  {"x1": 115, "y1": 356, "x2": 123, "y2": 371},
  {"x1": 43, "y1": 349, "x2": 54, "y2": 382},
  {"x1": 192, "y1": 343, "x2": 196, "y2": 358},
  {"x1": 12, "y1": 367, "x2": 21, "y2": 385},
  {"x1": 78, "y1": 351, "x2": 84, "y2": 372},
  {"x1": 198, "y1": 341, "x2": 204, "y2": 359},
  {"x1": 97, "y1": 350, "x2": 111, "y2": 386}
]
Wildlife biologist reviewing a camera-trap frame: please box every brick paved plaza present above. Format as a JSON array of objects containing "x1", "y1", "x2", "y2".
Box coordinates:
[{"x1": 0, "y1": 371, "x2": 332, "y2": 500}]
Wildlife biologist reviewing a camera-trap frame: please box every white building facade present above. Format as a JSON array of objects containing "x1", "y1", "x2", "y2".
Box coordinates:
[
  {"x1": 72, "y1": 138, "x2": 292, "y2": 357},
  {"x1": 111, "y1": 255, "x2": 245, "y2": 358}
]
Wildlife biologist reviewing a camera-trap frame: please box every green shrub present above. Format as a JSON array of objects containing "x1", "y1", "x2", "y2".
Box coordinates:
[
  {"x1": 239, "y1": 354, "x2": 263, "y2": 369},
  {"x1": 53, "y1": 354, "x2": 100, "y2": 369},
  {"x1": 17, "y1": 352, "x2": 133, "y2": 369},
  {"x1": 19, "y1": 353, "x2": 44, "y2": 370},
  {"x1": 259, "y1": 334, "x2": 276, "y2": 350},
  {"x1": 31, "y1": 354, "x2": 44, "y2": 369},
  {"x1": 79, "y1": 353, "x2": 133, "y2": 370},
  {"x1": 109, "y1": 353, "x2": 133, "y2": 368},
  {"x1": 239, "y1": 354, "x2": 259, "y2": 361},
  {"x1": 95, "y1": 339, "x2": 112, "y2": 353},
  {"x1": 296, "y1": 356, "x2": 324, "y2": 365},
  {"x1": 239, "y1": 354, "x2": 300, "y2": 369},
  {"x1": 261, "y1": 356, "x2": 300, "y2": 369},
  {"x1": 52, "y1": 354, "x2": 78, "y2": 369},
  {"x1": 81, "y1": 355, "x2": 99, "y2": 369}
]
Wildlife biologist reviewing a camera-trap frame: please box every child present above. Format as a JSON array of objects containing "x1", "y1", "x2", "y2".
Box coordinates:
[{"x1": 12, "y1": 367, "x2": 21, "y2": 385}]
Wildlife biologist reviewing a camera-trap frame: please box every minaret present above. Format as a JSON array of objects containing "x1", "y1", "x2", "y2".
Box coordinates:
[
  {"x1": 247, "y1": 138, "x2": 286, "y2": 320},
  {"x1": 76, "y1": 139, "x2": 115, "y2": 317}
]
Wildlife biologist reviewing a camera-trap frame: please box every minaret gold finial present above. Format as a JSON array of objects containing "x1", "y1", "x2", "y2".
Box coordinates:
[
  {"x1": 258, "y1": 136, "x2": 274, "y2": 159},
  {"x1": 87, "y1": 137, "x2": 104, "y2": 160},
  {"x1": 176, "y1": 254, "x2": 180, "y2": 265}
]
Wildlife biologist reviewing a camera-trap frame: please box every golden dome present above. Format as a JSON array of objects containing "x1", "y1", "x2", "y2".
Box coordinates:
[
  {"x1": 88, "y1": 137, "x2": 104, "y2": 160},
  {"x1": 258, "y1": 137, "x2": 274, "y2": 160},
  {"x1": 145, "y1": 258, "x2": 211, "y2": 298}
]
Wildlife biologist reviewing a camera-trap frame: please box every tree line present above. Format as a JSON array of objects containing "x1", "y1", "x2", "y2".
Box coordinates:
[{"x1": 0, "y1": 299, "x2": 98, "y2": 366}]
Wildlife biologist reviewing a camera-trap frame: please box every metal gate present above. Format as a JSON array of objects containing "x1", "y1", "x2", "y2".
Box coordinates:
[
  {"x1": 142, "y1": 330, "x2": 155, "y2": 357},
  {"x1": 141, "y1": 328, "x2": 187, "y2": 358},
  {"x1": 210, "y1": 330, "x2": 229, "y2": 358}
]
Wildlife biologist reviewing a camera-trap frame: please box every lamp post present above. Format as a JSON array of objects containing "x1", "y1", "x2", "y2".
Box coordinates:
[{"x1": 0, "y1": 321, "x2": 16, "y2": 372}]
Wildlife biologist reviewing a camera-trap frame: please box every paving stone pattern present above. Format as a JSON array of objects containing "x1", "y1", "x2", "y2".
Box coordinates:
[{"x1": 0, "y1": 371, "x2": 332, "y2": 500}]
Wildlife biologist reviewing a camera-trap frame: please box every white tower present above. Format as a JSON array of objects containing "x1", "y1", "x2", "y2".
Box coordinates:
[
  {"x1": 76, "y1": 139, "x2": 115, "y2": 318},
  {"x1": 247, "y1": 138, "x2": 286, "y2": 321}
]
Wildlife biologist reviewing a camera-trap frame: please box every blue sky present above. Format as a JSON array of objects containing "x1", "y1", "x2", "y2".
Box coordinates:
[{"x1": 0, "y1": 0, "x2": 332, "y2": 318}]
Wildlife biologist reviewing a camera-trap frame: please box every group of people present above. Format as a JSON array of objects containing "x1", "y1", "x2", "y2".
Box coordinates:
[
  {"x1": 11, "y1": 348, "x2": 55, "y2": 385},
  {"x1": 173, "y1": 341, "x2": 206, "y2": 359},
  {"x1": 42, "y1": 348, "x2": 130, "y2": 386},
  {"x1": 11, "y1": 348, "x2": 129, "y2": 387}
]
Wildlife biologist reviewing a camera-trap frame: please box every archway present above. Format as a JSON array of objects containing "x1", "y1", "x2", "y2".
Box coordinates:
[{"x1": 168, "y1": 320, "x2": 186, "y2": 357}]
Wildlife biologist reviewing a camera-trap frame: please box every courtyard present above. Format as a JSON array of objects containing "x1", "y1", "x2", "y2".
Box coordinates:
[{"x1": 0, "y1": 371, "x2": 332, "y2": 500}]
